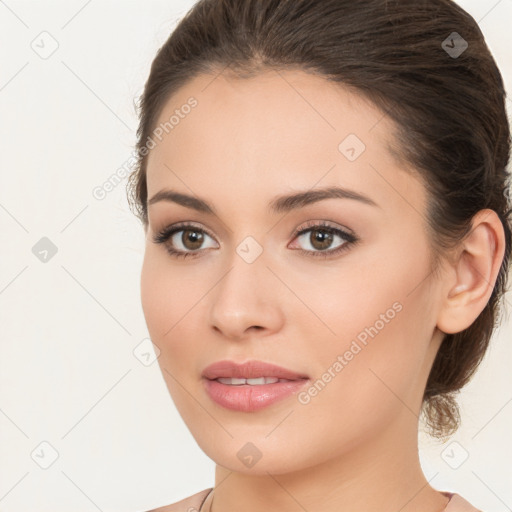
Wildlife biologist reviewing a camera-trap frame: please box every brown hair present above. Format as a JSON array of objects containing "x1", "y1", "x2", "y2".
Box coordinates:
[{"x1": 127, "y1": 0, "x2": 512, "y2": 440}]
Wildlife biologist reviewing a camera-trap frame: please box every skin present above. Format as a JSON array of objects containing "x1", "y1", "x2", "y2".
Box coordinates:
[{"x1": 140, "y1": 69, "x2": 505, "y2": 512}]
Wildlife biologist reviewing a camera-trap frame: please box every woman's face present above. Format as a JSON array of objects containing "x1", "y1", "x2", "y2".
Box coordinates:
[{"x1": 141, "y1": 69, "x2": 447, "y2": 474}]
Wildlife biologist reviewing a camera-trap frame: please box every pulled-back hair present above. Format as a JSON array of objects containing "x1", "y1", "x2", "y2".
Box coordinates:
[{"x1": 127, "y1": 0, "x2": 512, "y2": 439}]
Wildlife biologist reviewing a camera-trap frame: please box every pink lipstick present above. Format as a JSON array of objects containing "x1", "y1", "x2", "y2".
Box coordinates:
[{"x1": 202, "y1": 360, "x2": 309, "y2": 412}]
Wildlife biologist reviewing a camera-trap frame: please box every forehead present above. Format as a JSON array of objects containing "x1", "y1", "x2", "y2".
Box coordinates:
[
  {"x1": 149, "y1": 68, "x2": 394, "y2": 159},
  {"x1": 146, "y1": 68, "x2": 426, "y2": 218}
]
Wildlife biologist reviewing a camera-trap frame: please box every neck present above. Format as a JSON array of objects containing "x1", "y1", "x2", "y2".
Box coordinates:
[{"x1": 209, "y1": 416, "x2": 449, "y2": 512}]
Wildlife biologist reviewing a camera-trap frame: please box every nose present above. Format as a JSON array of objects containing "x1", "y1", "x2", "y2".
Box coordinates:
[{"x1": 208, "y1": 252, "x2": 285, "y2": 341}]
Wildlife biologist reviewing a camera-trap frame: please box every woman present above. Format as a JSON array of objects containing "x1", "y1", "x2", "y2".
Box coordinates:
[{"x1": 126, "y1": 0, "x2": 511, "y2": 510}]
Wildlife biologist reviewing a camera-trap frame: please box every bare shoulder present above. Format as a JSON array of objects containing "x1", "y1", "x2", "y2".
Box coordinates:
[{"x1": 144, "y1": 488, "x2": 213, "y2": 512}]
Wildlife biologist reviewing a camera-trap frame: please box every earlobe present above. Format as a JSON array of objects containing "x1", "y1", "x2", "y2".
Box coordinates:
[{"x1": 436, "y1": 209, "x2": 505, "y2": 335}]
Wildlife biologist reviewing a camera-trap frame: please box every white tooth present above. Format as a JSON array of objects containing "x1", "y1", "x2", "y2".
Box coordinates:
[
  {"x1": 216, "y1": 377, "x2": 282, "y2": 385},
  {"x1": 217, "y1": 377, "x2": 246, "y2": 385},
  {"x1": 246, "y1": 377, "x2": 267, "y2": 385},
  {"x1": 247, "y1": 377, "x2": 280, "y2": 385}
]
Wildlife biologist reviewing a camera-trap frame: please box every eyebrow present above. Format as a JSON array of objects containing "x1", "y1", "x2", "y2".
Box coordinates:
[{"x1": 147, "y1": 185, "x2": 380, "y2": 215}]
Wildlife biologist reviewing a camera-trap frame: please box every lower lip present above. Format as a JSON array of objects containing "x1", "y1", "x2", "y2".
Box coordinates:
[{"x1": 203, "y1": 378, "x2": 309, "y2": 412}]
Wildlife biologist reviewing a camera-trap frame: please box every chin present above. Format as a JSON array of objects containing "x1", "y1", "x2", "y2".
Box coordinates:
[{"x1": 192, "y1": 432, "x2": 320, "y2": 476}]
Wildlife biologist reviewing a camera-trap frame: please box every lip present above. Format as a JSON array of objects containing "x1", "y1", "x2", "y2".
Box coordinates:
[
  {"x1": 201, "y1": 360, "x2": 309, "y2": 380},
  {"x1": 201, "y1": 360, "x2": 310, "y2": 412}
]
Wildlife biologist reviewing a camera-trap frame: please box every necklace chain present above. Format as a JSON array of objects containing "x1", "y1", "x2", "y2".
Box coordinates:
[{"x1": 199, "y1": 489, "x2": 213, "y2": 512}]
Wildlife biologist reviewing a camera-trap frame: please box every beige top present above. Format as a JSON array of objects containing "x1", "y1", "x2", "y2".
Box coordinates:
[
  {"x1": 146, "y1": 488, "x2": 483, "y2": 512},
  {"x1": 442, "y1": 492, "x2": 483, "y2": 512}
]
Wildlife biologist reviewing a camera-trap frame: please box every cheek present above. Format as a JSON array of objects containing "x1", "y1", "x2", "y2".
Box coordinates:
[
  {"x1": 294, "y1": 312, "x2": 422, "y2": 457},
  {"x1": 140, "y1": 253, "x2": 167, "y2": 336},
  {"x1": 140, "y1": 252, "x2": 207, "y2": 430},
  {"x1": 140, "y1": 250, "x2": 189, "y2": 336},
  {"x1": 299, "y1": 253, "x2": 432, "y2": 417},
  {"x1": 140, "y1": 250, "x2": 203, "y2": 373}
]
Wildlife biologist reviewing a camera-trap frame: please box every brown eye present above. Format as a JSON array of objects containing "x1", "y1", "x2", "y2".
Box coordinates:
[
  {"x1": 152, "y1": 222, "x2": 218, "y2": 259},
  {"x1": 153, "y1": 221, "x2": 358, "y2": 260},
  {"x1": 289, "y1": 221, "x2": 358, "y2": 259},
  {"x1": 306, "y1": 228, "x2": 335, "y2": 251},
  {"x1": 180, "y1": 228, "x2": 205, "y2": 250}
]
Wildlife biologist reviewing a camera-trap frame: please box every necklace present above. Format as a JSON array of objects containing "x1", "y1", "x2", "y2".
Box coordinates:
[{"x1": 199, "y1": 488, "x2": 214, "y2": 512}]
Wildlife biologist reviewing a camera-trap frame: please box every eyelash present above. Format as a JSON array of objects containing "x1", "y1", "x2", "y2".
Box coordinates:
[{"x1": 152, "y1": 220, "x2": 359, "y2": 260}]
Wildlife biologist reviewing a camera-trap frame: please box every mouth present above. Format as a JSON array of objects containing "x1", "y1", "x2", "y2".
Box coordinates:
[
  {"x1": 201, "y1": 360, "x2": 310, "y2": 412},
  {"x1": 214, "y1": 377, "x2": 295, "y2": 385},
  {"x1": 201, "y1": 359, "x2": 309, "y2": 381}
]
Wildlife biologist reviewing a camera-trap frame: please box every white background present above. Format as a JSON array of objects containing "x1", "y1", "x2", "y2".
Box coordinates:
[{"x1": 0, "y1": 1, "x2": 511, "y2": 511}]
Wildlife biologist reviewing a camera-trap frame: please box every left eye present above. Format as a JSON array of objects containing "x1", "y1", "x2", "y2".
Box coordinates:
[
  {"x1": 288, "y1": 220, "x2": 358, "y2": 258},
  {"x1": 152, "y1": 221, "x2": 358, "y2": 259},
  {"x1": 290, "y1": 225, "x2": 353, "y2": 255}
]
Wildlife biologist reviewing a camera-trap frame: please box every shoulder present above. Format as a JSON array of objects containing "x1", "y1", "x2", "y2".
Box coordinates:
[
  {"x1": 144, "y1": 488, "x2": 213, "y2": 512},
  {"x1": 444, "y1": 492, "x2": 484, "y2": 512}
]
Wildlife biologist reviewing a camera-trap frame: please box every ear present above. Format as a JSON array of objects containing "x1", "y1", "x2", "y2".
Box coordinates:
[{"x1": 436, "y1": 209, "x2": 506, "y2": 335}]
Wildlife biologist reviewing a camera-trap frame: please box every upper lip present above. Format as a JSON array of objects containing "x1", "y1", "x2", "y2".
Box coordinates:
[{"x1": 202, "y1": 360, "x2": 309, "y2": 380}]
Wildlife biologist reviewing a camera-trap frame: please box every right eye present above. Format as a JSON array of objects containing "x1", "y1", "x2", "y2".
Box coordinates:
[{"x1": 152, "y1": 222, "x2": 218, "y2": 259}]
